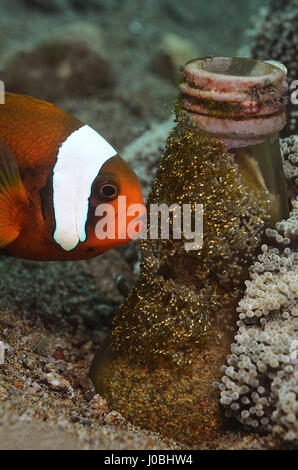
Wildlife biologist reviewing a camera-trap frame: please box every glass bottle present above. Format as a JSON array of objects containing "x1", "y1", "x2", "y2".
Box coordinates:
[{"x1": 89, "y1": 57, "x2": 290, "y2": 447}]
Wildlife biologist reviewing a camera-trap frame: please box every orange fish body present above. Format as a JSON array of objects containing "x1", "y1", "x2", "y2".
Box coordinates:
[{"x1": 0, "y1": 93, "x2": 144, "y2": 261}]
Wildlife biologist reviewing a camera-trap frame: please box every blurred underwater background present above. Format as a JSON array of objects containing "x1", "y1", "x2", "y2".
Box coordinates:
[{"x1": 0, "y1": 0, "x2": 269, "y2": 150}]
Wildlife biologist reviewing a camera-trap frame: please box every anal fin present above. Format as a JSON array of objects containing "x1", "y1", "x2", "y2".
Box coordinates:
[{"x1": 0, "y1": 139, "x2": 29, "y2": 248}]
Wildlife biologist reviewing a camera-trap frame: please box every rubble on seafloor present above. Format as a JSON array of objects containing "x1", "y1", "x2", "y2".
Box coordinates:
[{"x1": 0, "y1": 251, "x2": 179, "y2": 450}]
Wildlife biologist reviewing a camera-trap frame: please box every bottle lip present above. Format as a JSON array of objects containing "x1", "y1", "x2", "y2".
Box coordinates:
[
  {"x1": 178, "y1": 57, "x2": 288, "y2": 146},
  {"x1": 183, "y1": 57, "x2": 287, "y2": 91}
]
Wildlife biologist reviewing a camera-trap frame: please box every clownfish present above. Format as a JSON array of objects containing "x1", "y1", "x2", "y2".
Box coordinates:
[{"x1": 0, "y1": 92, "x2": 144, "y2": 261}]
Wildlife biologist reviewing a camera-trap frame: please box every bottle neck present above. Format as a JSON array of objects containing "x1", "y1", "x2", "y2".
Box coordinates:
[{"x1": 176, "y1": 109, "x2": 281, "y2": 150}]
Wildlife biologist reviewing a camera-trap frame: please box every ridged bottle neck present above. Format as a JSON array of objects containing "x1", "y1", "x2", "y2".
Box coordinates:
[{"x1": 178, "y1": 57, "x2": 288, "y2": 149}]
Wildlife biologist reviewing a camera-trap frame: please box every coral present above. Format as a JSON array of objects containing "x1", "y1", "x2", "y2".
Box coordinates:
[
  {"x1": 217, "y1": 135, "x2": 298, "y2": 443},
  {"x1": 247, "y1": 0, "x2": 298, "y2": 136},
  {"x1": 281, "y1": 136, "x2": 298, "y2": 202}
]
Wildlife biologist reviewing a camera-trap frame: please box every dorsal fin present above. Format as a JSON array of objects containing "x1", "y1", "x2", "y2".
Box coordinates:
[{"x1": 0, "y1": 139, "x2": 29, "y2": 248}]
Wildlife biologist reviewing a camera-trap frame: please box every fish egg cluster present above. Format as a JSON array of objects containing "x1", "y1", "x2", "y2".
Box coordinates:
[
  {"x1": 112, "y1": 123, "x2": 270, "y2": 367},
  {"x1": 217, "y1": 136, "x2": 298, "y2": 442}
]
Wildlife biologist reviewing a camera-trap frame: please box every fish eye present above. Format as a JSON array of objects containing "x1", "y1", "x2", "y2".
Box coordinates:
[{"x1": 97, "y1": 180, "x2": 119, "y2": 201}]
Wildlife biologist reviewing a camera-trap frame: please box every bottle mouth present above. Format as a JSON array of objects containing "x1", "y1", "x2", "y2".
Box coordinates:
[
  {"x1": 179, "y1": 57, "x2": 288, "y2": 148},
  {"x1": 184, "y1": 56, "x2": 286, "y2": 80}
]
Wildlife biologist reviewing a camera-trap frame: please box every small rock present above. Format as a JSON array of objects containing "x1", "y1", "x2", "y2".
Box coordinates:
[
  {"x1": 70, "y1": 415, "x2": 80, "y2": 423},
  {"x1": 33, "y1": 336, "x2": 49, "y2": 356},
  {"x1": 52, "y1": 349, "x2": 66, "y2": 361},
  {"x1": 28, "y1": 381, "x2": 41, "y2": 393},
  {"x1": 23, "y1": 357, "x2": 37, "y2": 370},
  {"x1": 3, "y1": 22, "x2": 115, "y2": 101},
  {"x1": 45, "y1": 372, "x2": 74, "y2": 397},
  {"x1": 152, "y1": 33, "x2": 199, "y2": 82},
  {"x1": 89, "y1": 394, "x2": 109, "y2": 415},
  {"x1": 105, "y1": 410, "x2": 126, "y2": 425}
]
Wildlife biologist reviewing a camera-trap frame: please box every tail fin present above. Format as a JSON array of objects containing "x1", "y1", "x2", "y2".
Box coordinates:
[{"x1": 0, "y1": 139, "x2": 28, "y2": 248}]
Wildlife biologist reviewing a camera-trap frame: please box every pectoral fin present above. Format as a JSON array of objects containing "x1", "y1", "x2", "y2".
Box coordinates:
[{"x1": 0, "y1": 139, "x2": 28, "y2": 248}]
